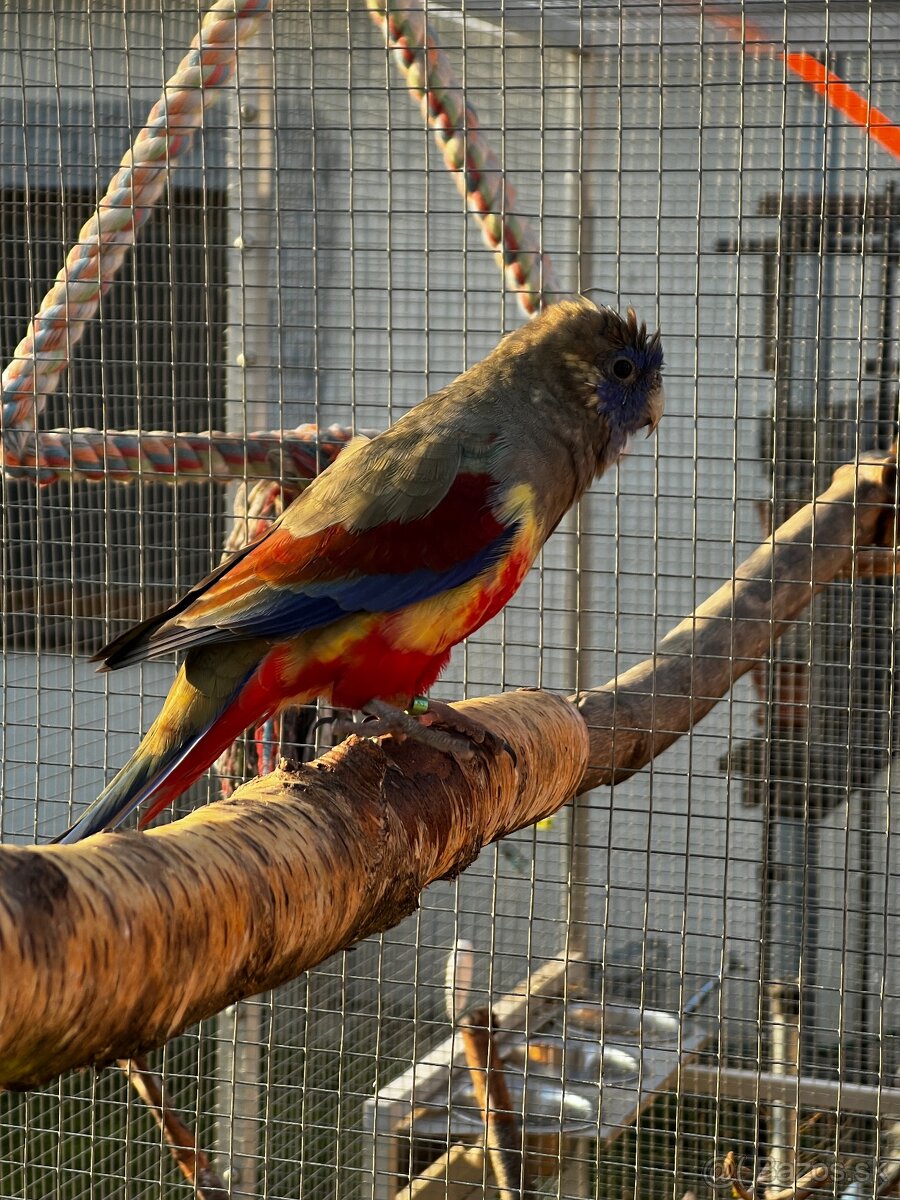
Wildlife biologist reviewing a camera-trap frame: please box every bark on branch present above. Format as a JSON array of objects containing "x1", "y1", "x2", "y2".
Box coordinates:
[{"x1": 0, "y1": 453, "x2": 895, "y2": 1089}]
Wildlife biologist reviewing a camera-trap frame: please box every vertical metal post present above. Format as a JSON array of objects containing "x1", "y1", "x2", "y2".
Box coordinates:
[
  {"x1": 215, "y1": 12, "x2": 277, "y2": 1197},
  {"x1": 851, "y1": 183, "x2": 899, "y2": 1082},
  {"x1": 224, "y1": 14, "x2": 277, "y2": 440},
  {"x1": 566, "y1": 43, "x2": 598, "y2": 968},
  {"x1": 767, "y1": 982, "x2": 801, "y2": 1191},
  {"x1": 757, "y1": 177, "x2": 899, "y2": 1155},
  {"x1": 216, "y1": 1001, "x2": 265, "y2": 1198},
  {"x1": 758, "y1": 216, "x2": 829, "y2": 1182}
]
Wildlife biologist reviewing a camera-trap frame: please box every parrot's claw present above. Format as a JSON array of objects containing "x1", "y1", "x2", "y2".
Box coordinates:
[
  {"x1": 367, "y1": 698, "x2": 516, "y2": 764},
  {"x1": 319, "y1": 700, "x2": 515, "y2": 763},
  {"x1": 410, "y1": 699, "x2": 489, "y2": 744},
  {"x1": 414, "y1": 699, "x2": 517, "y2": 764},
  {"x1": 358, "y1": 699, "x2": 477, "y2": 760},
  {"x1": 316, "y1": 710, "x2": 366, "y2": 746}
]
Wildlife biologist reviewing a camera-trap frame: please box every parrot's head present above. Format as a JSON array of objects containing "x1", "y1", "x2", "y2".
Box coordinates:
[
  {"x1": 525, "y1": 296, "x2": 664, "y2": 475},
  {"x1": 591, "y1": 303, "x2": 665, "y2": 439}
]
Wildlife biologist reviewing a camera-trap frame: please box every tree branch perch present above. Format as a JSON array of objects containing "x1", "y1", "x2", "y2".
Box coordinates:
[{"x1": 0, "y1": 453, "x2": 895, "y2": 1089}]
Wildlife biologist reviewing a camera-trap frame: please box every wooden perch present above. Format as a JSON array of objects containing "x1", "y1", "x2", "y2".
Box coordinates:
[
  {"x1": 575, "y1": 454, "x2": 897, "y2": 790},
  {"x1": 0, "y1": 452, "x2": 895, "y2": 1089},
  {"x1": 119, "y1": 1056, "x2": 230, "y2": 1199}
]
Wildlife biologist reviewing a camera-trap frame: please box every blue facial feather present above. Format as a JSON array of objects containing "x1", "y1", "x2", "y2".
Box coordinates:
[{"x1": 596, "y1": 342, "x2": 664, "y2": 434}]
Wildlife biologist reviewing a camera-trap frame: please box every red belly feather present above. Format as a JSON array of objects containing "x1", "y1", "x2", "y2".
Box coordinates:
[{"x1": 277, "y1": 542, "x2": 533, "y2": 710}]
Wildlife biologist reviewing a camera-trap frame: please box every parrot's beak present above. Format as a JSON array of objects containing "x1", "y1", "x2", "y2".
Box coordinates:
[{"x1": 644, "y1": 384, "x2": 665, "y2": 437}]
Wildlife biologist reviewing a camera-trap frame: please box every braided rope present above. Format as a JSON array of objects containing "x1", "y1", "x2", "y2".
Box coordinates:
[
  {"x1": 367, "y1": 0, "x2": 563, "y2": 316},
  {"x1": 4, "y1": 0, "x2": 560, "y2": 487},
  {"x1": 0, "y1": 0, "x2": 271, "y2": 471},
  {"x1": 8, "y1": 424, "x2": 353, "y2": 487}
]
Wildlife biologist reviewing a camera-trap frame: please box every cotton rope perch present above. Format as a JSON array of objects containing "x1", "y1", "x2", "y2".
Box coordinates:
[
  {"x1": 0, "y1": 0, "x2": 270, "y2": 479},
  {"x1": 11, "y1": 423, "x2": 353, "y2": 486},
  {"x1": 0, "y1": 691, "x2": 586, "y2": 1088},
  {"x1": 368, "y1": 0, "x2": 563, "y2": 315},
  {"x1": 0, "y1": 452, "x2": 896, "y2": 1089}
]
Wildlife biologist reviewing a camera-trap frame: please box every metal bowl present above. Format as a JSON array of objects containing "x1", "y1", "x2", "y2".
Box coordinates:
[
  {"x1": 562, "y1": 1002, "x2": 681, "y2": 1046},
  {"x1": 502, "y1": 1033, "x2": 640, "y2": 1085},
  {"x1": 448, "y1": 1068, "x2": 600, "y2": 1134}
]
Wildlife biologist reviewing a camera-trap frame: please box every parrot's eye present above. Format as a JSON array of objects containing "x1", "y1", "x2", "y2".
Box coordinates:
[{"x1": 611, "y1": 356, "x2": 636, "y2": 382}]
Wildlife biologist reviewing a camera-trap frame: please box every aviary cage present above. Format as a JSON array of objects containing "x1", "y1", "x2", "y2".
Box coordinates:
[{"x1": 0, "y1": 2, "x2": 898, "y2": 1199}]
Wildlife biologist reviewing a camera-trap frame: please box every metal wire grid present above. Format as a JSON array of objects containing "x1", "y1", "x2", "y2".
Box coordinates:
[{"x1": 0, "y1": 1, "x2": 898, "y2": 1198}]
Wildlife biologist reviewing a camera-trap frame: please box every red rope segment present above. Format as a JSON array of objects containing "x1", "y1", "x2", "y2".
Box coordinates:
[
  {"x1": 367, "y1": 0, "x2": 564, "y2": 316},
  {"x1": 0, "y1": 0, "x2": 271, "y2": 473}
]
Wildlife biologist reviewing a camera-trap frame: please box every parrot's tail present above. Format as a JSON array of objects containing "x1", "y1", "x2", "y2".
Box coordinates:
[
  {"x1": 53, "y1": 644, "x2": 279, "y2": 844},
  {"x1": 53, "y1": 734, "x2": 215, "y2": 845}
]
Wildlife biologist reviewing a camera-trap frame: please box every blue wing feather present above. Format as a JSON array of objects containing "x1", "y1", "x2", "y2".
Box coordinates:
[{"x1": 222, "y1": 525, "x2": 515, "y2": 638}]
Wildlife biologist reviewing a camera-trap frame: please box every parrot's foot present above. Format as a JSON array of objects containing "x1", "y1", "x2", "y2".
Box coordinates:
[
  {"x1": 406, "y1": 698, "x2": 493, "y2": 744},
  {"x1": 328, "y1": 698, "x2": 511, "y2": 761},
  {"x1": 416, "y1": 699, "x2": 517, "y2": 765},
  {"x1": 357, "y1": 699, "x2": 478, "y2": 759}
]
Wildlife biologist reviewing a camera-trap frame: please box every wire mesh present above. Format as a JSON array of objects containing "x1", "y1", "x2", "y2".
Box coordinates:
[{"x1": 0, "y1": 2, "x2": 898, "y2": 1199}]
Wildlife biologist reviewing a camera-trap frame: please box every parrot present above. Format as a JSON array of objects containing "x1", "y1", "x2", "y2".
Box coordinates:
[{"x1": 54, "y1": 296, "x2": 664, "y2": 844}]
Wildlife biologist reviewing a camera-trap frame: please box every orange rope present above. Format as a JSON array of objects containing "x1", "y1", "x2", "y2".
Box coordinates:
[
  {"x1": 711, "y1": 10, "x2": 900, "y2": 161},
  {"x1": 783, "y1": 52, "x2": 900, "y2": 160}
]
